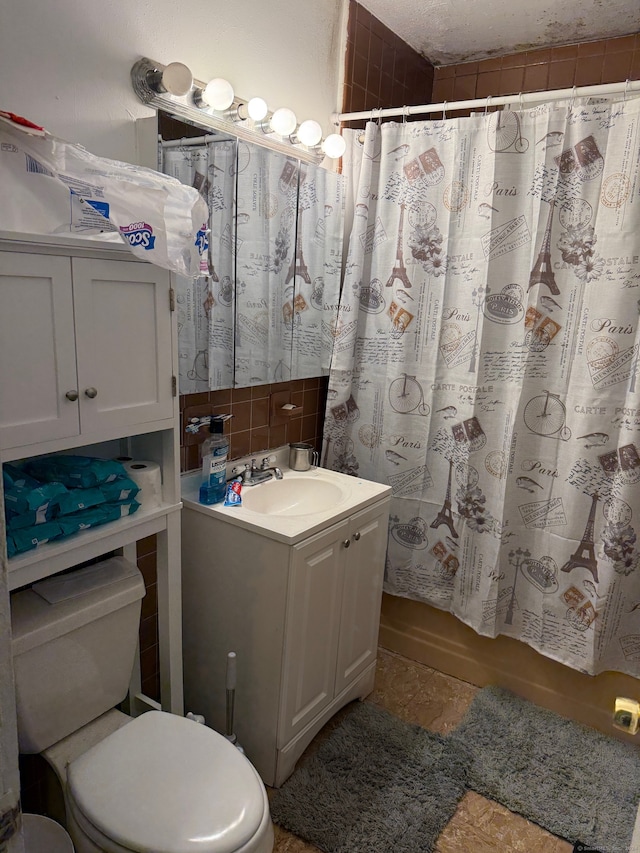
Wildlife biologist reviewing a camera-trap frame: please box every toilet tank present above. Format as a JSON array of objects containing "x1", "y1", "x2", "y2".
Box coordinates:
[{"x1": 11, "y1": 557, "x2": 146, "y2": 754}]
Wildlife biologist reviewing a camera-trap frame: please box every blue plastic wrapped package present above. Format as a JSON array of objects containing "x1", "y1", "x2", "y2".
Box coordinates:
[
  {"x1": 98, "y1": 477, "x2": 140, "y2": 503},
  {"x1": 11, "y1": 522, "x2": 64, "y2": 555},
  {"x1": 102, "y1": 499, "x2": 141, "y2": 520},
  {"x1": 56, "y1": 487, "x2": 106, "y2": 517},
  {"x1": 6, "y1": 505, "x2": 56, "y2": 530},
  {"x1": 57, "y1": 506, "x2": 111, "y2": 537},
  {"x1": 3, "y1": 462, "x2": 43, "y2": 496},
  {"x1": 57, "y1": 498, "x2": 140, "y2": 537},
  {"x1": 24, "y1": 456, "x2": 126, "y2": 489},
  {"x1": 3, "y1": 463, "x2": 68, "y2": 516}
]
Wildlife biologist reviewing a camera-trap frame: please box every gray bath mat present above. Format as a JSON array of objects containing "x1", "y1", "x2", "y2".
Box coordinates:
[
  {"x1": 272, "y1": 688, "x2": 640, "y2": 853},
  {"x1": 270, "y1": 701, "x2": 470, "y2": 853},
  {"x1": 450, "y1": 685, "x2": 640, "y2": 853}
]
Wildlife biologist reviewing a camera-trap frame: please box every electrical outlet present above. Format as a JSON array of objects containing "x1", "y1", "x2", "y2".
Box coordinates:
[{"x1": 613, "y1": 697, "x2": 640, "y2": 734}]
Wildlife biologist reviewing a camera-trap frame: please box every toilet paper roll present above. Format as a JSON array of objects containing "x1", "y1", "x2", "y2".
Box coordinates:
[{"x1": 122, "y1": 460, "x2": 163, "y2": 511}]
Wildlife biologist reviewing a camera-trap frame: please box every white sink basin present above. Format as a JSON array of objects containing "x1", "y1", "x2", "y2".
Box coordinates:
[{"x1": 241, "y1": 475, "x2": 349, "y2": 516}]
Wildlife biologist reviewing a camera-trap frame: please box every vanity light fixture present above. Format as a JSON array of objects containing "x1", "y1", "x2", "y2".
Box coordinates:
[{"x1": 131, "y1": 57, "x2": 345, "y2": 162}]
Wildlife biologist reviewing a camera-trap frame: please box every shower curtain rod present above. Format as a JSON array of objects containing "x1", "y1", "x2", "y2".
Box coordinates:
[{"x1": 332, "y1": 78, "x2": 640, "y2": 124}]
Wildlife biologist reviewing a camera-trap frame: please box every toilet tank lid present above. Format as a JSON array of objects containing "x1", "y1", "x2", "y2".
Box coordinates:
[{"x1": 11, "y1": 557, "x2": 145, "y2": 656}]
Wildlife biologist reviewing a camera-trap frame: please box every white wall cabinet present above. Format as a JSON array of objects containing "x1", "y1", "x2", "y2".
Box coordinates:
[
  {"x1": 0, "y1": 232, "x2": 183, "y2": 716},
  {"x1": 181, "y1": 493, "x2": 390, "y2": 787},
  {"x1": 0, "y1": 249, "x2": 174, "y2": 453}
]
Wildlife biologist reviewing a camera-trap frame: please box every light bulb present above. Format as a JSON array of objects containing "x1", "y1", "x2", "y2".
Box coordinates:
[
  {"x1": 270, "y1": 107, "x2": 297, "y2": 136},
  {"x1": 202, "y1": 78, "x2": 235, "y2": 111},
  {"x1": 322, "y1": 133, "x2": 346, "y2": 159},
  {"x1": 247, "y1": 97, "x2": 269, "y2": 121},
  {"x1": 297, "y1": 120, "x2": 323, "y2": 147},
  {"x1": 147, "y1": 62, "x2": 193, "y2": 96}
]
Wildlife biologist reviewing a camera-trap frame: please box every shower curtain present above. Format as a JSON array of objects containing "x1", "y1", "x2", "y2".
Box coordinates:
[
  {"x1": 163, "y1": 140, "x2": 237, "y2": 392},
  {"x1": 324, "y1": 96, "x2": 640, "y2": 677}
]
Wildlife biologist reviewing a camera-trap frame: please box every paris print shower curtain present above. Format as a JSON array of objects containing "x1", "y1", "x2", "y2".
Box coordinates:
[{"x1": 324, "y1": 97, "x2": 640, "y2": 676}]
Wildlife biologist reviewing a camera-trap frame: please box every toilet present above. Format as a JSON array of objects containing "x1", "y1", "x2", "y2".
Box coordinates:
[{"x1": 10, "y1": 556, "x2": 274, "y2": 853}]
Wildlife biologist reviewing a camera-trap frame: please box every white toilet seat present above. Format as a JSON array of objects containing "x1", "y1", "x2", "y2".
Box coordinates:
[
  {"x1": 66, "y1": 711, "x2": 272, "y2": 853},
  {"x1": 67, "y1": 778, "x2": 274, "y2": 853}
]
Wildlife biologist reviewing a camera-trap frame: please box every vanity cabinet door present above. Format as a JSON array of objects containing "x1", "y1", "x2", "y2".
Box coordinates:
[
  {"x1": 0, "y1": 252, "x2": 80, "y2": 450},
  {"x1": 334, "y1": 501, "x2": 389, "y2": 696},
  {"x1": 72, "y1": 258, "x2": 174, "y2": 433},
  {"x1": 279, "y1": 519, "x2": 348, "y2": 747}
]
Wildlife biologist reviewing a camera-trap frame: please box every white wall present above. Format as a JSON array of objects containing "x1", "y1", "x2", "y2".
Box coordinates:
[{"x1": 0, "y1": 0, "x2": 348, "y2": 164}]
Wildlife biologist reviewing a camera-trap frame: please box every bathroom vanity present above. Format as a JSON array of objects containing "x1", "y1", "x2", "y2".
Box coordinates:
[{"x1": 181, "y1": 462, "x2": 391, "y2": 786}]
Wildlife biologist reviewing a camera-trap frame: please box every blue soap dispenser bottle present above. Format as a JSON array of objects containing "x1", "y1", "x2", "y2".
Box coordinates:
[{"x1": 199, "y1": 414, "x2": 231, "y2": 505}]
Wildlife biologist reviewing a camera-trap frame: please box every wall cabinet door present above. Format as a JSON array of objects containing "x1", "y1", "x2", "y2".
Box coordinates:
[
  {"x1": 0, "y1": 252, "x2": 80, "y2": 449},
  {"x1": 280, "y1": 520, "x2": 348, "y2": 746},
  {"x1": 0, "y1": 253, "x2": 173, "y2": 451},
  {"x1": 72, "y1": 258, "x2": 174, "y2": 433},
  {"x1": 334, "y1": 502, "x2": 388, "y2": 696}
]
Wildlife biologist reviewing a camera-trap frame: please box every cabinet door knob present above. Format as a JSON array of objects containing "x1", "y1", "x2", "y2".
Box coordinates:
[
  {"x1": 84, "y1": 387, "x2": 98, "y2": 399},
  {"x1": 65, "y1": 390, "x2": 79, "y2": 401},
  {"x1": 353, "y1": 532, "x2": 361, "y2": 541},
  {"x1": 343, "y1": 539, "x2": 351, "y2": 549}
]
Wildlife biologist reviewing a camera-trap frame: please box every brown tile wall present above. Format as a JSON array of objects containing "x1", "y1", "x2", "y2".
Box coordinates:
[
  {"x1": 179, "y1": 379, "x2": 328, "y2": 473},
  {"x1": 432, "y1": 35, "x2": 640, "y2": 108},
  {"x1": 342, "y1": 0, "x2": 435, "y2": 127}
]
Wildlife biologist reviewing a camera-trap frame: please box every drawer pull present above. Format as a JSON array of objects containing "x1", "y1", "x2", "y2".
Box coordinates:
[
  {"x1": 84, "y1": 387, "x2": 98, "y2": 399},
  {"x1": 343, "y1": 539, "x2": 351, "y2": 549},
  {"x1": 353, "y1": 532, "x2": 361, "y2": 541},
  {"x1": 65, "y1": 390, "x2": 79, "y2": 401}
]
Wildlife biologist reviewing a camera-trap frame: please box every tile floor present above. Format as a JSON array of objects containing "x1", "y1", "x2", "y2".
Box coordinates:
[{"x1": 271, "y1": 647, "x2": 573, "y2": 853}]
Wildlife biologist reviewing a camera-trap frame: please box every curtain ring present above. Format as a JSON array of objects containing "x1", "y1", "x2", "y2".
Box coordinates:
[
  {"x1": 402, "y1": 105, "x2": 409, "y2": 124},
  {"x1": 624, "y1": 78, "x2": 630, "y2": 102},
  {"x1": 570, "y1": 85, "x2": 577, "y2": 110},
  {"x1": 442, "y1": 101, "x2": 447, "y2": 120},
  {"x1": 518, "y1": 92, "x2": 524, "y2": 118},
  {"x1": 484, "y1": 95, "x2": 492, "y2": 116}
]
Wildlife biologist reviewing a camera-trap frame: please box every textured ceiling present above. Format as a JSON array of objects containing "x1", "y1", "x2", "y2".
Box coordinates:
[{"x1": 360, "y1": 0, "x2": 640, "y2": 65}]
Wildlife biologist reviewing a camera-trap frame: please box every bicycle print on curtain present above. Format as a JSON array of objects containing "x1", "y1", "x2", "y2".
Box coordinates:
[{"x1": 324, "y1": 97, "x2": 640, "y2": 676}]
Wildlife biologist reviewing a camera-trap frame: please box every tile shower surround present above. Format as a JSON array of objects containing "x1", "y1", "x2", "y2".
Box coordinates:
[{"x1": 431, "y1": 34, "x2": 640, "y2": 109}]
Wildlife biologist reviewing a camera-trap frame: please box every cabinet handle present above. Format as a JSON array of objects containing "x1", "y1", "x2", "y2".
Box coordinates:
[
  {"x1": 353, "y1": 532, "x2": 361, "y2": 541},
  {"x1": 65, "y1": 390, "x2": 79, "y2": 402},
  {"x1": 343, "y1": 539, "x2": 351, "y2": 549},
  {"x1": 84, "y1": 387, "x2": 98, "y2": 399}
]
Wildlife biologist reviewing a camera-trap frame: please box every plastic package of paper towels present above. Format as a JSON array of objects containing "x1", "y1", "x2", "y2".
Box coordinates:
[{"x1": 121, "y1": 460, "x2": 163, "y2": 511}]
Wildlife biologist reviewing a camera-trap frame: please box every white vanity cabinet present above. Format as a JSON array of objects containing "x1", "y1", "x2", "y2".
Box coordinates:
[
  {"x1": 181, "y1": 472, "x2": 391, "y2": 787},
  {"x1": 0, "y1": 246, "x2": 174, "y2": 452},
  {"x1": 0, "y1": 231, "x2": 183, "y2": 716}
]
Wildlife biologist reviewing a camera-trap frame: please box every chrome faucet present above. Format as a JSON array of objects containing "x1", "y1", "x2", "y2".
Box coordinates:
[{"x1": 237, "y1": 458, "x2": 283, "y2": 486}]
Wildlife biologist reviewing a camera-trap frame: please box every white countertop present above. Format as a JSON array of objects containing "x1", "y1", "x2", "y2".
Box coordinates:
[{"x1": 181, "y1": 457, "x2": 391, "y2": 545}]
